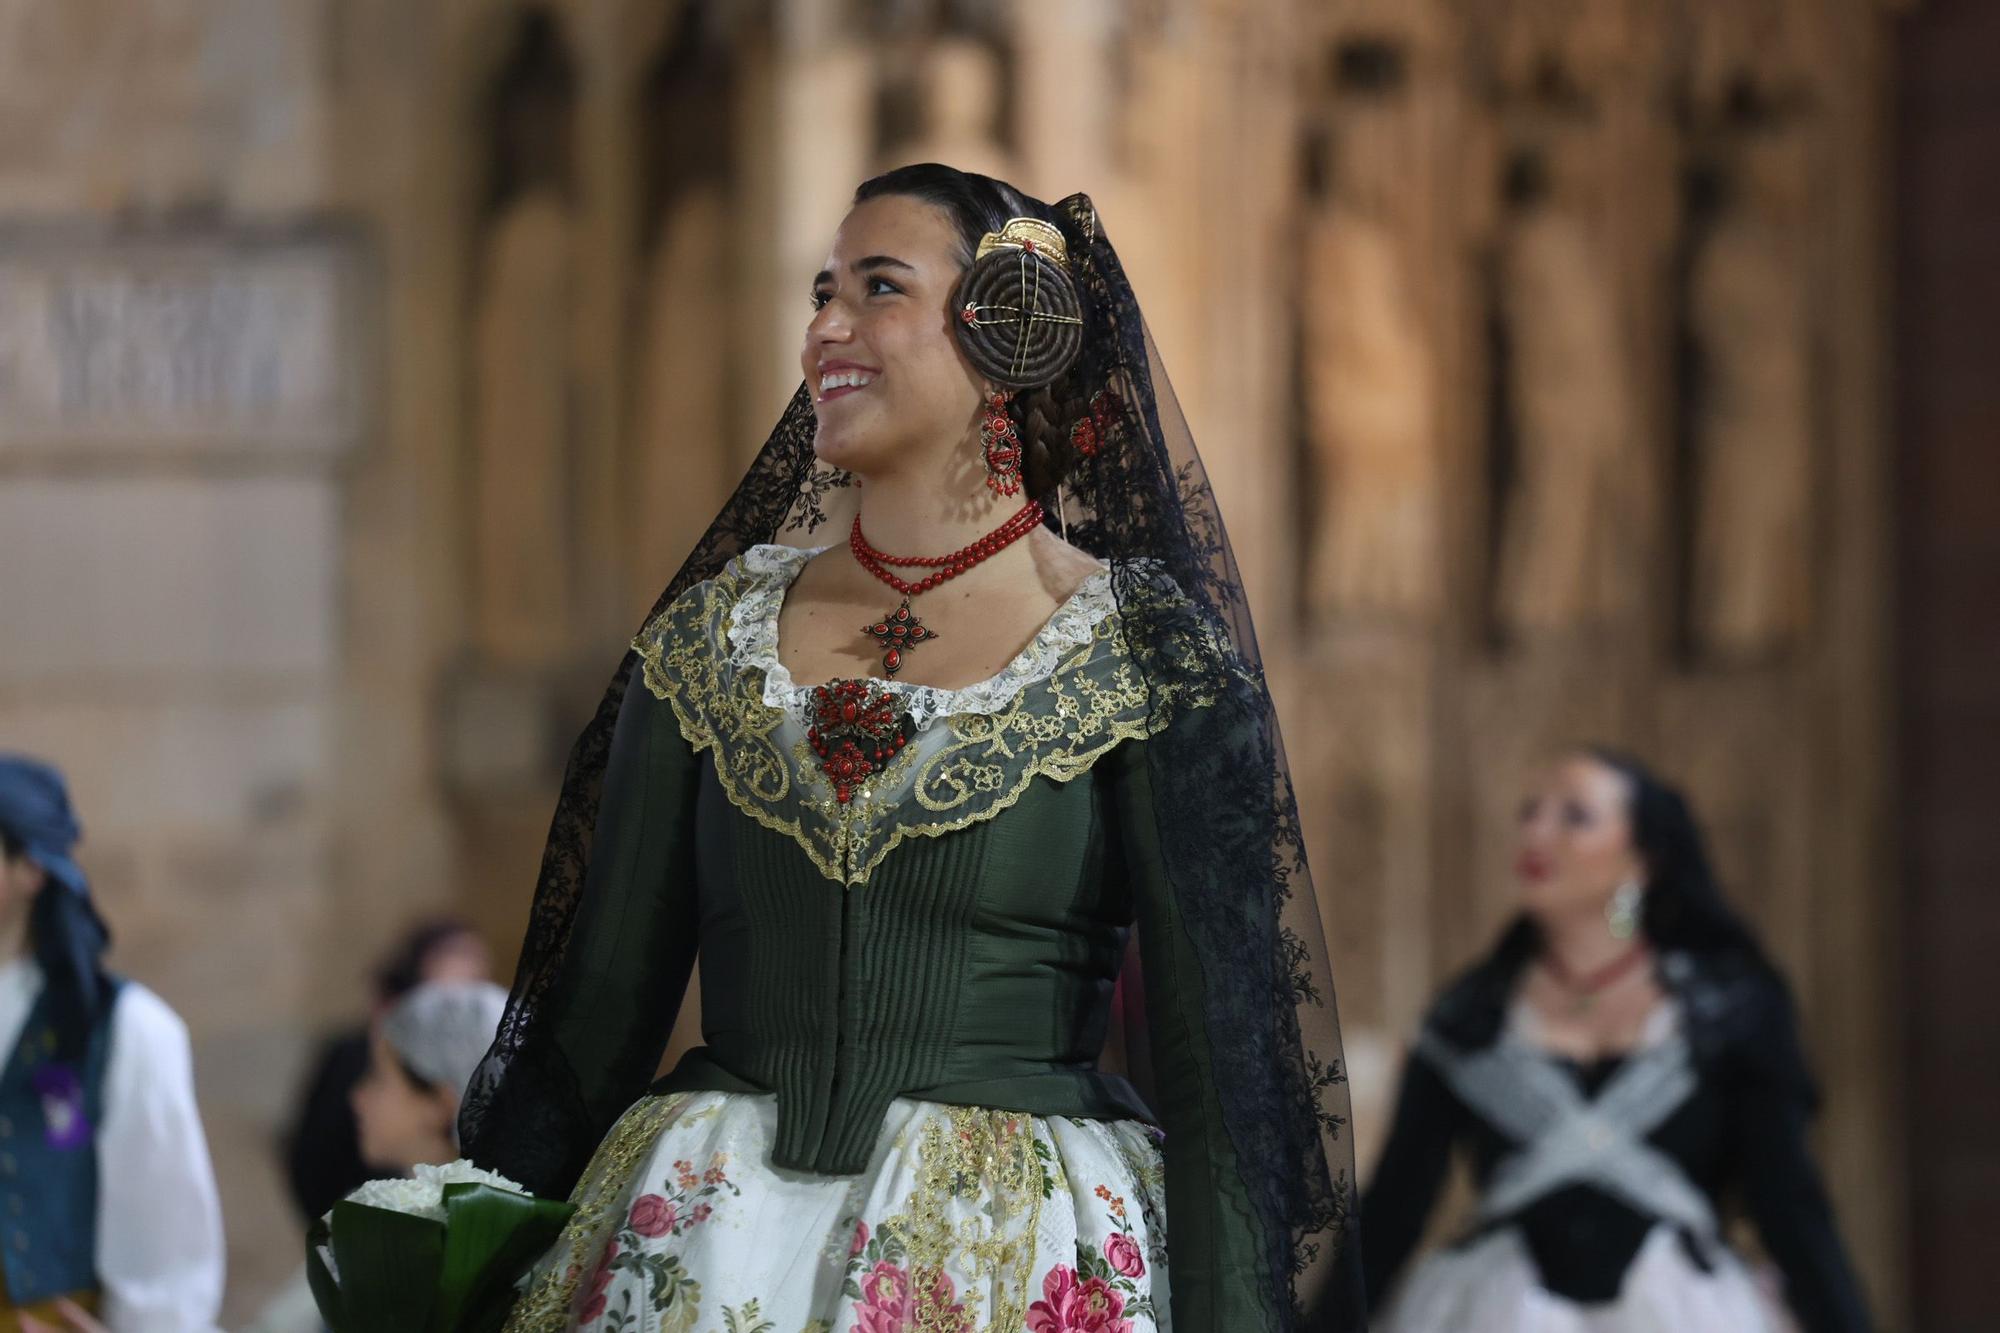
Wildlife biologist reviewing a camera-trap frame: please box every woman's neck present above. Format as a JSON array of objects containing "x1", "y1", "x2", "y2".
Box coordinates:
[
  {"x1": 1535, "y1": 908, "x2": 1644, "y2": 979},
  {"x1": 403, "y1": 1134, "x2": 460, "y2": 1174},
  {"x1": 850, "y1": 467, "x2": 1027, "y2": 557}
]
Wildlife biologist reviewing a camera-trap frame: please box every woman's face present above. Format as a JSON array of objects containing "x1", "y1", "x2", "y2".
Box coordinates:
[
  {"x1": 801, "y1": 193, "x2": 985, "y2": 477},
  {"x1": 351, "y1": 1030, "x2": 456, "y2": 1172},
  {"x1": 1511, "y1": 754, "x2": 1646, "y2": 923},
  {"x1": 418, "y1": 930, "x2": 490, "y2": 987}
]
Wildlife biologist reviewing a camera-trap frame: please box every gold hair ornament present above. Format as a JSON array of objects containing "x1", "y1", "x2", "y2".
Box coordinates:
[{"x1": 974, "y1": 216, "x2": 1070, "y2": 266}]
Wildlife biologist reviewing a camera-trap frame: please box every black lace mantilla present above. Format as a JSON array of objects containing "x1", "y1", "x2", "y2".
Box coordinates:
[{"x1": 460, "y1": 182, "x2": 1361, "y2": 1329}]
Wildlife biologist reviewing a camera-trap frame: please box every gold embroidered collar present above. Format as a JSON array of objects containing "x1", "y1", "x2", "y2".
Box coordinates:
[{"x1": 633, "y1": 546, "x2": 1200, "y2": 886}]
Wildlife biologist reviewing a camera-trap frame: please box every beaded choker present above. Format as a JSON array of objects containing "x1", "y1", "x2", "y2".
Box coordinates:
[{"x1": 848, "y1": 500, "x2": 1044, "y2": 676}]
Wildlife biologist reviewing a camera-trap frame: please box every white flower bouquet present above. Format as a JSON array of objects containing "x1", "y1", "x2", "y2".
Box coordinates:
[{"x1": 306, "y1": 1160, "x2": 574, "y2": 1332}]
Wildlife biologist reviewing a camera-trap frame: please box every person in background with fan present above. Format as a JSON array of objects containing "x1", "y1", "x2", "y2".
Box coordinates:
[{"x1": 1360, "y1": 747, "x2": 1873, "y2": 1332}]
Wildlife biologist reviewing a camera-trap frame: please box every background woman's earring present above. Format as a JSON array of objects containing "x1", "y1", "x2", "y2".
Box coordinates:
[
  {"x1": 981, "y1": 392, "x2": 1024, "y2": 498},
  {"x1": 1607, "y1": 878, "x2": 1645, "y2": 941}
]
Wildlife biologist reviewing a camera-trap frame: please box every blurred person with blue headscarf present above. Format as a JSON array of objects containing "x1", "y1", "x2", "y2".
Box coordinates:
[{"x1": 0, "y1": 754, "x2": 224, "y2": 1333}]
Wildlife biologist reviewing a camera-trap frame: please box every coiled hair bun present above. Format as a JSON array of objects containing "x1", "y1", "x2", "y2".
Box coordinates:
[{"x1": 951, "y1": 217, "x2": 1085, "y2": 390}]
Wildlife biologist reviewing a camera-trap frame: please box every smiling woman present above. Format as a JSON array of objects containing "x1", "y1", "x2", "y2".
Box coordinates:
[{"x1": 459, "y1": 163, "x2": 1362, "y2": 1333}]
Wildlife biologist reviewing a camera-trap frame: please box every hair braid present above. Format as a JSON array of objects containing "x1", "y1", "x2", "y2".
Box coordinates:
[{"x1": 1015, "y1": 376, "x2": 1092, "y2": 502}]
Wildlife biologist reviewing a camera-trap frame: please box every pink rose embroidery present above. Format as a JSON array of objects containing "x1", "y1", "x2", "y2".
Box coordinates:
[
  {"x1": 852, "y1": 1260, "x2": 911, "y2": 1333},
  {"x1": 1104, "y1": 1231, "x2": 1145, "y2": 1278},
  {"x1": 852, "y1": 1261, "x2": 969, "y2": 1333},
  {"x1": 851, "y1": 1219, "x2": 871, "y2": 1257},
  {"x1": 628, "y1": 1194, "x2": 676, "y2": 1238},
  {"x1": 1027, "y1": 1265, "x2": 1134, "y2": 1333}
]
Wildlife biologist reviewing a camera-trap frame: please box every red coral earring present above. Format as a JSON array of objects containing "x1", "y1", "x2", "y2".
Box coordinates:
[{"x1": 980, "y1": 392, "x2": 1024, "y2": 498}]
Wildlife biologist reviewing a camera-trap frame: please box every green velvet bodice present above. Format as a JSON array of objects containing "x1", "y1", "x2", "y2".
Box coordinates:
[{"x1": 533, "y1": 545, "x2": 1276, "y2": 1328}]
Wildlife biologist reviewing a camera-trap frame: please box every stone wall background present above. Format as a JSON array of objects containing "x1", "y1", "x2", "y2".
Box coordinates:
[{"x1": 0, "y1": 0, "x2": 1918, "y2": 1321}]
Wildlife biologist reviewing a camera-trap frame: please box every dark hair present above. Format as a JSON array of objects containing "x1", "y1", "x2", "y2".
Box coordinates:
[
  {"x1": 852, "y1": 162, "x2": 1092, "y2": 503},
  {"x1": 1, "y1": 834, "x2": 115, "y2": 1064},
  {"x1": 373, "y1": 916, "x2": 480, "y2": 1004},
  {"x1": 1579, "y1": 745, "x2": 1774, "y2": 962},
  {"x1": 1470, "y1": 746, "x2": 1783, "y2": 1020}
]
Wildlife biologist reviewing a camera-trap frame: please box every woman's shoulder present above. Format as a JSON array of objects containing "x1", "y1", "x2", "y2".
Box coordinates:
[
  {"x1": 107, "y1": 977, "x2": 197, "y2": 1085},
  {"x1": 1664, "y1": 947, "x2": 1796, "y2": 1036},
  {"x1": 695, "y1": 542, "x2": 817, "y2": 605},
  {"x1": 1417, "y1": 938, "x2": 1530, "y2": 1053},
  {"x1": 1095, "y1": 560, "x2": 1247, "y2": 684},
  {"x1": 1663, "y1": 947, "x2": 1817, "y2": 1097},
  {"x1": 1098, "y1": 553, "x2": 1187, "y2": 605},
  {"x1": 636, "y1": 544, "x2": 813, "y2": 648}
]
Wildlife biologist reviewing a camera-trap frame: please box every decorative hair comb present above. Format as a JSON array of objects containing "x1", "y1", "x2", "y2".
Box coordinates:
[{"x1": 974, "y1": 216, "x2": 1071, "y2": 268}]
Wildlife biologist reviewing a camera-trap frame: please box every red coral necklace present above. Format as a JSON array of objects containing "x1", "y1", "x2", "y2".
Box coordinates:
[
  {"x1": 1542, "y1": 944, "x2": 1650, "y2": 1014},
  {"x1": 849, "y1": 499, "x2": 1044, "y2": 676}
]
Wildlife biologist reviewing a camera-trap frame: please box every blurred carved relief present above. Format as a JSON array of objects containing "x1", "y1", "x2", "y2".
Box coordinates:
[
  {"x1": 1485, "y1": 61, "x2": 1641, "y2": 636},
  {"x1": 629, "y1": 16, "x2": 741, "y2": 605},
  {"x1": 1298, "y1": 36, "x2": 1443, "y2": 623},
  {"x1": 878, "y1": 36, "x2": 1017, "y2": 180},
  {"x1": 1681, "y1": 79, "x2": 1818, "y2": 663},
  {"x1": 470, "y1": 10, "x2": 579, "y2": 670},
  {"x1": 0, "y1": 238, "x2": 355, "y2": 446}
]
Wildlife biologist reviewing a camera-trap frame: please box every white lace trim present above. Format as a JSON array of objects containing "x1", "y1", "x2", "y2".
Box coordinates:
[{"x1": 724, "y1": 542, "x2": 1119, "y2": 732}]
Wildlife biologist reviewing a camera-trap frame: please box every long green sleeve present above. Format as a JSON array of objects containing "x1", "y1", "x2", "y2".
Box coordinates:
[
  {"x1": 1104, "y1": 735, "x2": 1280, "y2": 1331},
  {"x1": 539, "y1": 671, "x2": 703, "y2": 1171}
]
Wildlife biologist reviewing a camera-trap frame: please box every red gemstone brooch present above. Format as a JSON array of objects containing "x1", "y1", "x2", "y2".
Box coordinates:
[{"x1": 806, "y1": 678, "x2": 911, "y2": 805}]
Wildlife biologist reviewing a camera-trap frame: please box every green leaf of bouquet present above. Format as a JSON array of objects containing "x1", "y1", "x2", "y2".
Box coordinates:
[
  {"x1": 304, "y1": 1216, "x2": 345, "y2": 1328},
  {"x1": 328, "y1": 1200, "x2": 446, "y2": 1332},
  {"x1": 433, "y1": 1181, "x2": 576, "y2": 1333}
]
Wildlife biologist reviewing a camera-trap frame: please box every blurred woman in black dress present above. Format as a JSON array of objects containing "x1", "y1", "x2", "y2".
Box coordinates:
[{"x1": 1361, "y1": 747, "x2": 1872, "y2": 1332}]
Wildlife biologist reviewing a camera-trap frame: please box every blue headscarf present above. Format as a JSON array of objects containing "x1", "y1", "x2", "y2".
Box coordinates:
[
  {"x1": 0, "y1": 754, "x2": 112, "y2": 1060},
  {"x1": 0, "y1": 754, "x2": 91, "y2": 899}
]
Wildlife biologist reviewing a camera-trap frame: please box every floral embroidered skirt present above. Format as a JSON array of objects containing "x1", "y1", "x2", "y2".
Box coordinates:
[{"x1": 505, "y1": 1091, "x2": 1170, "y2": 1333}]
